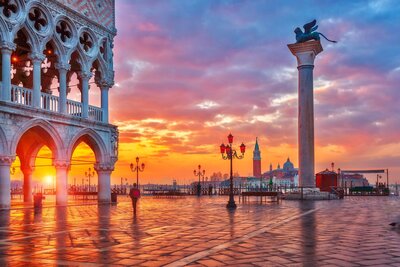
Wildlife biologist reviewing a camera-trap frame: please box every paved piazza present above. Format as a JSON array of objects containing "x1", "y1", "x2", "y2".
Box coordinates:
[{"x1": 0, "y1": 196, "x2": 400, "y2": 266}]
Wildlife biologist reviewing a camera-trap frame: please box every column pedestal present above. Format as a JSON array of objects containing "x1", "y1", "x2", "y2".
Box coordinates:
[
  {"x1": 95, "y1": 164, "x2": 114, "y2": 203},
  {"x1": 288, "y1": 40, "x2": 323, "y2": 188},
  {"x1": 22, "y1": 167, "x2": 34, "y2": 203},
  {"x1": 54, "y1": 161, "x2": 69, "y2": 206},
  {"x1": 0, "y1": 157, "x2": 14, "y2": 209}
]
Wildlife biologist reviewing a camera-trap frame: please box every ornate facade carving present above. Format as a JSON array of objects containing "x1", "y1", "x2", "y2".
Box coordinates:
[
  {"x1": 0, "y1": 156, "x2": 15, "y2": 166},
  {"x1": 0, "y1": 0, "x2": 116, "y2": 85}
]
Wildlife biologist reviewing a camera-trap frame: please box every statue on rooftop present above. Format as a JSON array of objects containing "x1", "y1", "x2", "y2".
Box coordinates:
[{"x1": 294, "y1": 19, "x2": 337, "y2": 43}]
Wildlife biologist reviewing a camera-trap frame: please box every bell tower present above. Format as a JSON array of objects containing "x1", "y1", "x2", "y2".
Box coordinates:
[{"x1": 253, "y1": 137, "x2": 262, "y2": 178}]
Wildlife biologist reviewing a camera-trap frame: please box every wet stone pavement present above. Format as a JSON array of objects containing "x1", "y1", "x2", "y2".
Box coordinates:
[{"x1": 0, "y1": 196, "x2": 400, "y2": 266}]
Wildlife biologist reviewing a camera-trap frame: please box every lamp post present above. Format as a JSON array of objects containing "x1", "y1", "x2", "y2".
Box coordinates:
[
  {"x1": 85, "y1": 168, "x2": 95, "y2": 192},
  {"x1": 194, "y1": 165, "x2": 205, "y2": 197},
  {"x1": 376, "y1": 174, "x2": 382, "y2": 188},
  {"x1": 220, "y1": 133, "x2": 245, "y2": 209},
  {"x1": 130, "y1": 156, "x2": 145, "y2": 188}
]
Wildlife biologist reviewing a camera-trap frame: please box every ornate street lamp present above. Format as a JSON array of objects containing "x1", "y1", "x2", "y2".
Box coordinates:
[
  {"x1": 130, "y1": 156, "x2": 145, "y2": 188},
  {"x1": 220, "y1": 133, "x2": 245, "y2": 209},
  {"x1": 194, "y1": 164, "x2": 205, "y2": 197},
  {"x1": 85, "y1": 167, "x2": 95, "y2": 192}
]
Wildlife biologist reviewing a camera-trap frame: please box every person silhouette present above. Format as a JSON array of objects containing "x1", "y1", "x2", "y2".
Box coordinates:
[{"x1": 129, "y1": 183, "x2": 141, "y2": 215}]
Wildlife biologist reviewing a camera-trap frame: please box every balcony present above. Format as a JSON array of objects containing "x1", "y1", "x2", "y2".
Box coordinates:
[{"x1": 9, "y1": 84, "x2": 103, "y2": 122}]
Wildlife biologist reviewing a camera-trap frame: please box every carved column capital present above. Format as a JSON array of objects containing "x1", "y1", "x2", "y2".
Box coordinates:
[
  {"x1": 0, "y1": 156, "x2": 15, "y2": 166},
  {"x1": 94, "y1": 163, "x2": 114, "y2": 173},
  {"x1": 55, "y1": 62, "x2": 71, "y2": 72},
  {"x1": 95, "y1": 78, "x2": 113, "y2": 89},
  {"x1": 21, "y1": 166, "x2": 35, "y2": 175},
  {"x1": 29, "y1": 53, "x2": 46, "y2": 63},
  {"x1": 0, "y1": 41, "x2": 16, "y2": 53},
  {"x1": 53, "y1": 160, "x2": 70, "y2": 170},
  {"x1": 78, "y1": 71, "x2": 93, "y2": 81},
  {"x1": 287, "y1": 40, "x2": 323, "y2": 67}
]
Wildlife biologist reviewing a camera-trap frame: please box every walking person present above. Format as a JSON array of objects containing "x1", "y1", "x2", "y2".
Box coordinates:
[{"x1": 129, "y1": 183, "x2": 141, "y2": 215}]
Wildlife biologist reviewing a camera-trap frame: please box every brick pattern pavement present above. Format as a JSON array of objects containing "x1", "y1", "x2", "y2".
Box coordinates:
[{"x1": 0, "y1": 196, "x2": 399, "y2": 266}]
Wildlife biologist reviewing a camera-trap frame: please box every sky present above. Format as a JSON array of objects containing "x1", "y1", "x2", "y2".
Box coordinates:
[
  {"x1": 103, "y1": 0, "x2": 400, "y2": 185},
  {"x1": 18, "y1": 0, "x2": 400, "y2": 187}
]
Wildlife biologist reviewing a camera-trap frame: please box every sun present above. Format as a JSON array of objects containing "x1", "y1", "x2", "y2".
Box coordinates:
[{"x1": 45, "y1": 176, "x2": 54, "y2": 186}]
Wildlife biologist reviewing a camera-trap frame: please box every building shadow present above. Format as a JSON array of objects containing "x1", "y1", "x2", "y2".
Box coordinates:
[
  {"x1": 299, "y1": 201, "x2": 317, "y2": 265},
  {"x1": 227, "y1": 208, "x2": 236, "y2": 239},
  {"x1": 97, "y1": 204, "x2": 111, "y2": 263},
  {"x1": 55, "y1": 206, "x2": 68, "y2": 262},
  {"x1": 0, "y1": 209, "x2": 10, "y2": 262}
]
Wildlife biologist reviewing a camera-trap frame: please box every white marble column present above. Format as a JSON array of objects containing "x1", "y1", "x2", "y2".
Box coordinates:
[
  {"x1": 54, "y1": 161, "x2": 69, "y2": 206},
  {"x1": 1, "y1": 42, "x2": 16, "y2": 101},
  {"x1": 0, "y1": 157, "x2": 14, "y2": 209},
  {"x1": 78, "y1": 71, "x2": 92, "y2": 119},
  {"x1": 100, "y1": 85, "x2": 109, "y2": 123},
  {"x1": 22, "y1": 166, "x2": 34, "y2": 203},
  {"x1": 29, "y1": 53, "x2": 45, "y2": 108},
  {"x1": 288, "y1": 40, "x2": 323, "y2": 188},
  {"x1": 95, "y1": 164, "x2": 113, "y2": 203},
  {"x1": 55, "y1": 63, "x2": 70, "y2": 114}
]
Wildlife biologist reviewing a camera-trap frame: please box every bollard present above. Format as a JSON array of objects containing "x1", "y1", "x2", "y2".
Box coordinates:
[
  {"x1": 33, "y1": 193, "x2": 44, "y2": 209},
  {"x1": 111, "y1": 192, "x2": 117, "y2": 203}
]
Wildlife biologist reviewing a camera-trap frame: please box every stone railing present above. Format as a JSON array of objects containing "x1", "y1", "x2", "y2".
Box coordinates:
[
  {"x1": 89, "y1": 106, "x2": 103, "y2": 122},
  {"x1": 4, "y1": 84, "x2": 103, "y2": 122},
  {"x1": 66, "y1": 99, "x2": 83, "y2": 118},
  {"x1": 11, "y1": 85, "x2": 33, "y2": 106},
  {"x1": 41, "y1": 92, "x2": 59, "y2": 112}
]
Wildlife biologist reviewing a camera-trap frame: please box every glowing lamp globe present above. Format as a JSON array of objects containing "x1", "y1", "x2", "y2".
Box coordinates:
[
  {"x1": 225, "y1": 145, "x2": 231, "y2": 154},
  {"x1": 240, "y1": 143, "x2": 246, "y2": 154},
  {"x1": 227, "y1": 133, "x2": 233, "y2": 144},
  {"x1": 220, "y1": 143, "x2": 225, "y2": 153}
]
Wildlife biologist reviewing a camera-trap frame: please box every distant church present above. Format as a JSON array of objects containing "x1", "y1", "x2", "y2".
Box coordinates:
[{"x1": 252, "y1": 138, "x2": 299, "y2": 186}]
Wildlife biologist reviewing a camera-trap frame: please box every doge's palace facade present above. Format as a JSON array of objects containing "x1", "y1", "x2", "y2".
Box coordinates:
[{"x1": 0, "y1": 0, "x2": 118, "y2": 209}]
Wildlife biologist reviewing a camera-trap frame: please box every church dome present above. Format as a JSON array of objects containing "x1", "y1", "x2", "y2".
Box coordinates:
[{"x1": 283, "y1": 158, "x2": 294, "y2": 171}]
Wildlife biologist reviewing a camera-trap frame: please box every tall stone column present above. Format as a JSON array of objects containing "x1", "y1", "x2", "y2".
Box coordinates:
[
  {"x1": 100, "y1": 85, "x2": 109, "y2": 123},
  {"x1": 288, "y1": 40, "x2": 323, "y2": 188},
  {"x1": 78, "y1": 71, "x2": 92, "y2": 119},
  {"x1": 95, "y1": 163, "x2": 114, "y2": 203},
  {"x1": 54, "y1": 160, "x2": 69, "y2": 206},
  {"x1": 29, "y1": 53, "x2": 45, "y2": 108},
  {"x1": 1, "y1": 42, "x2": 16, "y2": 101},
  {"x1": 21, "y1": 166, "x2": 34, "y2": 203},
  {"x1": 0, "y1": 156, "x2": 14, "y2": 209},
  {"x1": 55, "y1": 63, "x2": 70, "y2": 114}
]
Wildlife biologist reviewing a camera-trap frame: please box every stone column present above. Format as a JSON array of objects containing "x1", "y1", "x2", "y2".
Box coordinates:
[
  {"x1": 54, "y1": 160, "x2": 69, "y2": 206},
  {"x1": 78, "y1": 71, "x2": 92, "y2": 119},
  {"x1": 95, "y1": 163, "x2": 114, "y2": 203},
  {"x1": 288, "y1": 40, "x2": 323, "y2": 188},
  {"x1": 100, "y1": 84, "x2": 109, "y2": 123},
  {"x1": 55, "y1": 63, "x2": 70, "y2": 114},
  {"x1": 1, "y1": 42, "x2": 16, "y2": 101},
  {"x1": 0, "y1": 156, "x2": 14, "y2": 209},
  {"x1": 29, "y1": 53, "x2": 45, "y2": 108},
  {"x1": 21, "y1": 166, "x2": 34, "y2": 203}
]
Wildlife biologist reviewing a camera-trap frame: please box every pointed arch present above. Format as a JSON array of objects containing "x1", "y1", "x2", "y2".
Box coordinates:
[
  {"x1": 11, "y1": 118, "x2": 64, "y2": 160},
  {"x1": 67, "y1": 128, "x2": 108, "y2": 164},
  {"x1": 0, "y1": 125, "x2": 8, "y2": 156},
  {"x1": 0, "y1": 18, "x2": 10, "y2": 43}
]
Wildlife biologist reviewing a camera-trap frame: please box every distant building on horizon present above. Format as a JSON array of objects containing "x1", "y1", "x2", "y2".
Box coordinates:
[
  {"x1": 262, "y1": 158, "x2": 299, "y2": 187},
  {"x1": 253, "y1": 137, "x2": 262, "y2": 178}
]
